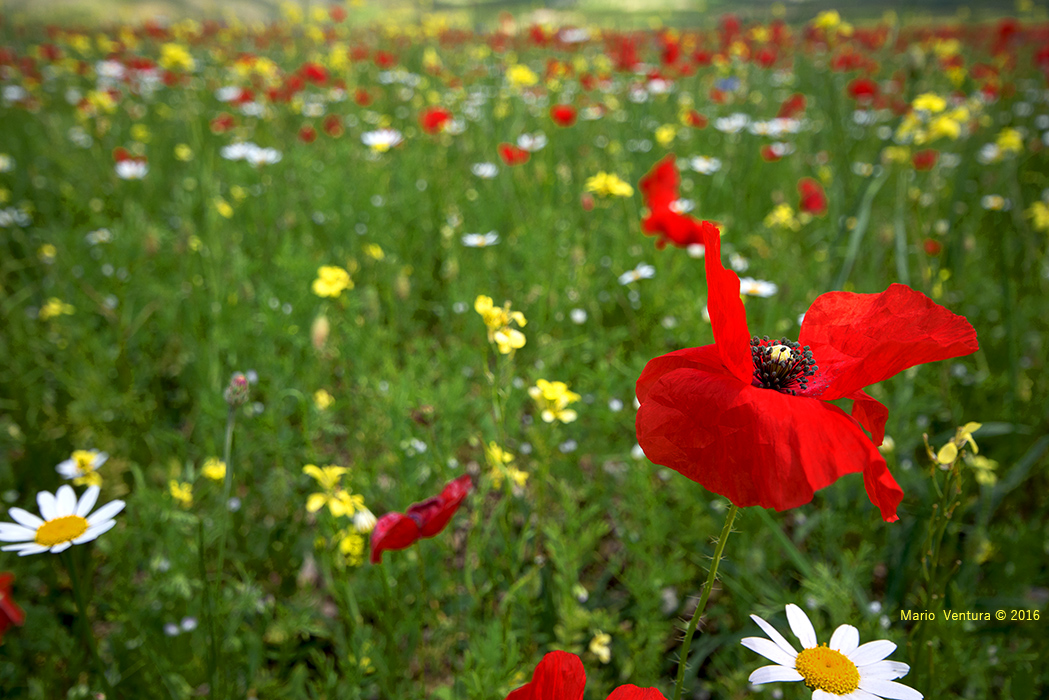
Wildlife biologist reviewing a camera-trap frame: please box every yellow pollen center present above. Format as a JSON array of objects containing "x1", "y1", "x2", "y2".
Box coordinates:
[
  {"x1": 35, "y1": 515, "x2": 89, "y2": 547},
  {"x1": 794, "y1": 645, "x2": 860, "y2": 695},
  {"x1": 770, "y1": 345, "x2": 793, "y2": 364}
]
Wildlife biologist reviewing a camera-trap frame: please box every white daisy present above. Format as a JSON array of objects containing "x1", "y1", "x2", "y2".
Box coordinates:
[
  {"x1": 743, "y1": 604, "x2": 922, "y2": 700},
  {"x1": 618, "y1": 263, "x2": 655, "y2": 285},
  {"x1": 56, "y1": 449, "x2": 108, "y2": 486},
  {"x1": 471, "y1": 162, "x2": 498, "y2": 178},
  {"x1": 0, "y1": 485, "x2": 125, "y2": 556},
  {"x1": 739, "y1": 277, "x2": 779, "y2": 297},
  {"x1": 361, "y1": 128, "x2": 404, "y2": 152},
  {"x1": 115, "y1": 159, "x2": 148, "y2": 180},
  {"x1": 690, "y1": 156, "x2": 722, "y2": 174},
  {"x1": 462, "y1": 231, "x2": 499, "y2": 247},
  {"x1": 516, "y1": 132, "x2": 547, "y2": 152},
  {"x1": 353, "y1": 507, "x2": 377, "y2": 534}
]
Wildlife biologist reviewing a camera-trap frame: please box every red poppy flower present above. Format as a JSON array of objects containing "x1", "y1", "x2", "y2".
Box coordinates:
[
  {"x1": 420, "y1": 106, "x2": 453, "y2": 134},
  {"x1": 550, "y1": 104, "x2": 577, "y2": 127},
  {"x1": 638, "y1": 155, "x2": 717, "y2": 250},
  {"x1": 923, "y1": 238, "x2": 943, "y2": 256},
  {"x1": 684, "y1": 110, "x2": 708, "y2": 128},
  {"x1": 0, "y1": 573, "x2": 25, "y2": 643},
  {"x1": 498, "y1": 143, "x2": 530, "y2": 166},
  {"x1": 506, "y1": 651, "x2": 667, "y2": 700},
  {"x1": 298, "y1": 124, "x2": 317, "y2": 143},
  {"x1": 635, "y1": 223, "x2": 978, "y2": 522},
  {"x1": 370, "y1": 475, "x2": 472, "y2": 564},
  {"x1": 777, "y1": 93, "x2": 806, "y2": 119},
  {"x1": 798, "y1": 177, "x2": 828, "y2": 216},
  {"x1": 912, "y1": 149, "x2": 938, "y2": 171},
  {"x1": 323, "y1": 114, "x2": 344, "y2": 138}
]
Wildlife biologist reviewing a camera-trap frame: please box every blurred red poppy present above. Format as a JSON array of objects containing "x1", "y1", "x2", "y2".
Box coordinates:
[
  {"x1": 370, "y1": 475, "x2": 472, "y2": 564},
  {"x1": 635, "y1": 222, "x2": 978, "y2": 522},
  {"x1": 420, "y1": 106, "x2": 453, "y2": 134},
  {"x1": 0, "y1": 573, "x2": 25, "y2": 643},
  {"x1": 912, "y1": 149, "x2": 938, "y2": 171},
  {"x1": 506, "y1": 651, "x2": 667, "y2": 700},
  {"x1": 798, "y1": 178, "x2": 828, "y2": 215},
  {"x1": 298, "y1": 124, "x2": 317, "y2": 143},
  {"x1": 550, "y1": 104, "x2": 577, "y2": 127},
  {"x1": 638, "y1": 155, "x2": 717, "y2": 249},
  {"x1": 498, "y1": 143, "x2": 530, "y2": 166},
  {"x1": 777, "y1": 93, "x2": 806, "y2": 119}
]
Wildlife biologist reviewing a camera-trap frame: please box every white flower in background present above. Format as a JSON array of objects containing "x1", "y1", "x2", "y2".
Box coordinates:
[
  {"x1": 517, "y1": 132, "x2": 547, "y2": 152},
  {"x1": 0, "y1": 485, "x2": 125, "y2": 556},
  {"x1": 730, "y1": 253, "x2": 750, "y2": 272},
  {"x1": 353, "y1": 507, "x2": 377, "y2": 533},
  {"x1": 669, "y1": 199, "x2": 695, "y2": 214},
  {"x1": 618, "y1": 263, "x2": 655, "y2": 285},
  {"x1": 471, "y1": 162, "x2": 498, "y2": 178},
  {"x1": 570, "y1": 308, "x2": 588, "y2": 324},
  {"x1": 56, "y1": 450, "x2": 108, "y2": 486},
  {"x1": 739, "y1": 277, "x2": 779, "y2": 297},
  {"x1": 559, "y1": 28, "x2": 591, "y2": 43},
  {"x1": 690, "y1": 156, "x2": 722, "y2": 174},
  {"x1": 715, "y1": 113, "x2": 750, "y2": 134},
  {"x1": 687, "y1": 243, "x2": 706, "y2": 258},
  {"x1": 980, "y1": 194, "x2": 1010, "y2": 211},
  {"x1": 115, "y1": 159, "x2": 148, "y2": 180},
  {"x1": 742, "y1": 604, "x2": 922, "y2": 700},
  {"x1": 361, "y1": 128, "x2": 404, "y2": 152},
  {"x1": 245, "y1": 146, "x2": 282, "y2": 165},
  {"x1": 462, "y1": 231, "x2": 499, "y2": 247}
]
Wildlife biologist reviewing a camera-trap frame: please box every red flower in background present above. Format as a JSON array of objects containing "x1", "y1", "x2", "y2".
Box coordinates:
[
  {"x1": 638, "y1": 155, "x2": 718, "y2": 250},
  {"x1": 498, "y1": 143, "x2": 530, "y2": 166},
  {"x1": 506, "y1": 651, "x2": 667, "y2": 700},
  {"x1": 683, "y1": 110, "x2": 708, "y2": 128},
  {"x1": 912, "y1": 149, "x2": 938, "y2": 171},
  {"x1": 0, "y1": 573, "x2": 25, "y2": 643},
  {"x1": 777, "y1": 93, "x2": 806, "y2": 119},
  {"x1": 370, "y1": 475, "x2": 472, "y2": 564},
  {"x1": 550, "y1": 104, "x2": 577, "y2": 127},
  {"x1": 323, "y1": 114, "x2": 344, "y2": 138},
  {"x1": 635, "y1": 223, "x2": 978, "y2": 522},
  {"x1": 420, "y1": 106, "x2": 453, "y2": 134},
  {"x1": 798, "y1": 178, "x2": 828, "y2": 215},
  {"x1": 298, "y1": 124, "x2": 317, "y2": 143}
]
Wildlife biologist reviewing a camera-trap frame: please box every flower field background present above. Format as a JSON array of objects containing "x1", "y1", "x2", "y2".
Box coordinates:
[{"x1": 1, "y1": 3, "x2": 1048, "y2": 698}]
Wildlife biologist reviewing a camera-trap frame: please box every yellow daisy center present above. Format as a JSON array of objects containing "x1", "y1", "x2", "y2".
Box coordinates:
[
  {"x1": 794, "y1": 645, "x2": 860, "y2": 695},
  {"x1": 35, "y1": 515, "x2": 89, "y2": 547}
]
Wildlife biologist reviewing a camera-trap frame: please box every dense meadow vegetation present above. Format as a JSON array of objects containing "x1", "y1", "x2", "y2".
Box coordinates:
[{"x1": 0, "y1": 4, "x2": 1047, "y2": 699}]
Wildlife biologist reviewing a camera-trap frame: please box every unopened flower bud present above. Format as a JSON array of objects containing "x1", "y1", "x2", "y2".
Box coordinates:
[{"x1": 224, "y1": 372, "x2": 250, "y2": 407}]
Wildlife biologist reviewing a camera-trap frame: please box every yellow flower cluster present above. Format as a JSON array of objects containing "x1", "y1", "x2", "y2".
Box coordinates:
[
  {"x1": 159, "y1": 43, "x2": 196, "y2": 72},
  {"x1": 485, "y1": 442, "x2": 529, "y2": 489},
  {"x1": 312, "y1": 265, "x2": 353, "y2": 298},
  {"x1": 528, "y1": 379, "x2": 581, "y2": 424},
  {"x1": 585, "y1": 172, "x2": 634, "y2": 198},
  {"x1": 927, "y1": 421, "x2": 981, "y2": 466},
  {"x1": 202, "y1": 457, "x2": 226, "y2": 481},
  {"x1": 169, "y1": 480, "x2": 193, "y2": 508},
  {"x1": 506, "y1": 64, "x2": 538, "y2": 88},
  {"x1": 39, "y1": 298, "x2": 75, "y2": 320},
  {"x1": 1025, "y1": 201, "x2": 1049, "y2": 232},
  {"x1": 303, "y1": 465, "x2": 365, "y2": 518},
  {"x1": 897, "y1": 93, "x2": 973, "y2": 145},
  {"x1": 763, "y1": 203, "x2": 801, "y2": 231},
  {"x1": 475, "y1": 295, "x2": 527, "y2": 354}
]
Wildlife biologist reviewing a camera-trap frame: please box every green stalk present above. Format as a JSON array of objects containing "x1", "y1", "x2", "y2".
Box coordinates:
[
  {"x1": 214, "y1": 406, "x2": 237, "y2": 581},
  {"x1": 64, "y1": 551, "x2": 117, "y2": 699},
  {"x1": 672, "y1": 504, "x2": 739, "y2": 700}
]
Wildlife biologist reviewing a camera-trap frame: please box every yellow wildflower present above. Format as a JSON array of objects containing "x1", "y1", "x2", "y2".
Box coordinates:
[
  {"x1": 912, "y1": 93, "x2": 947, "y2": 113},
  {"x1": 475, "y1": 295, "x2": 526, "y2": 354},
  {"x1": 213, "y1": 198, "x2": 234, "y2": 219},
  {"x1": 364, "y1": 243, "x2": 385, "y2": 260},
  {"x1": 312, "y1": 265, "x2": 353, "y2": 298},
  {"x1": 314, "y1": 389, "x2": 335, "y2": 410},
  {"x1": 506, "y1": 64, "x2": 538, "y2": 88},
  {"x1": 39, "y1": 298, "x2": 75, "y2": 320},
  {"x1": 589, "y1": 631, "x2": 612, "y2": 664},
  {"x1": 159, "y1": 43, "x2": 196, "y2": 72},
  {"x1": 303, "y1": 465, "x2": 363, "y2": 517},
  {"x1": 56, "y1": 449, "x2": 107, "y2": 486},
  {"x1": 654, "y1": 124, "x2": 677, "y2": 147},
  {"x1": 202, "y1": 457, "x2": 226, "y2": 481},
  {"x1": 528, "y1": 379, "x2": 581, "y2": 424},
  {"x1": 996, "y1": 128, "x2": 1023, "y2": 154},
  {"x1": 584, "y1": 172, "x2": 634, "y2": 198},
  {"x1": 926, "y1": 114, "x2": 962, "y2": 142},
  {"x1": 38, "y1": 243, "x2": 57, "y2": 263},
  {"x1": 337, "y1": 529, "x2": 366, "y2": 566},
  {"x1": 1025, "y1": 201, "x2": 1049, "y2": 232},
  {"x1": 763, "y1": 203, "x2": 801, "y2": 231},
  {"x1": 174, "y1": 144, "x2": 194, "y2": 161},
  {"x1": 170, "y1": 480, "x2": 193, "y2": 508}
]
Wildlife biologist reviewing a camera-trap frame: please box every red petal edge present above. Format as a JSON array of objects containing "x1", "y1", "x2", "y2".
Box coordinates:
[
  {"x1": 369, "y1": 513, "x2": 421, "y2": 564},
  {"x1": 701, "y1": 221, "x2": 752, "y2": 384},
  {"x1": 606, "y1": 686, "x2": 670, "y2": 700},
  {"x1": 505, "y1": 651, "x2": 586, "y2": 700}
]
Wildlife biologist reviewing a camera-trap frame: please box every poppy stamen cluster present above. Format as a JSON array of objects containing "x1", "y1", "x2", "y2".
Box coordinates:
[{"x1": 750, "y1": 336, "x2": 818, "y2": 395}]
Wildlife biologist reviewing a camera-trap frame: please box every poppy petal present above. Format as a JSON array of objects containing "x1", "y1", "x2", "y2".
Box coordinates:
[
  {"x1": 636, "y1": 345, "x2": 725, "y2": 404},
  {"x1": 505, "y1": 651, "x2": 586, "y2": 700},
  {"x1": 862, "y1": 454, "x2": 904, "y2": 523},
  {"x1": 636, "y1": 368, "x2": 886, "y2": 513},
  {"x1": 799, "y1": 284, "x2": 978, "y2": 400},
  {"x1": 606, "y1": 686, "x2": 670, "y2": 700},
  {"x1": 409, "y1": 474, "x2": 472, "y2": 538},
  {"x1": 848, "y1": 389, "x2": 888, "y2": 446},
  {"x1": 369, "y1": 513, "x2": 421, "y2": 564},
  {"x1": 701, "y1": 221, "x2": 753, "y2": 384}
]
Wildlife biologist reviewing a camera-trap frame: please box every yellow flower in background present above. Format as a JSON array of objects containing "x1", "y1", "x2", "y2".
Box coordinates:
[
  {"x1": 967, "y1": 454, "x2": 998, "y2": 486},
  {"x1": 584, "y1": 172, "x2": 634, "y2": 198},
  {"x1": 655, "y1": 124, "x2": 677, "y2": 147},
  {"x1": 763, "y1": 203, "x2": 801, "y2": 231},
  {"x1": 589, "y1": 631, "x2": 612, "y2": 664},
  {"x1": 996, "y1": 128, "x2": 1023, "y2": 154},
  {"x1": 213, "y1": 198, "x2": 234, "y2": 219},
  {"x1": 86, "y1": 90, "x2": 117, "y2": 114},
  {"x1": 38, "y1": 244, "x2": 57, "y2": 263},
  {"x1": 364, "y1": 243, "x2": 385, "y2": 260},
  {"x1": 925, "y1": 114, "x2": 962, "y2": 142},
  {"x1": 337, "y1": 529, "x2": 366, "y2": 566},
  {"x1": 912, "y1": 93, "x2": 947, "y2": 113},
  {"x1": 170, "y1": 480, "x2": 193, "y2": 508},
  {"x1": 528, "y1": 379, "x2": 581, "y2": 423},
  {"x1": 303, "y1": 464, "x2": 363, "y2": 517},
  {"x1": 475, "y1": 295, "x2": 527, "y2": 354},
  {"x1": 202, "y1": 457, "x2": 226, "y2": 481},
  {"x1": 929, "y1": 421, "x2": 981, "y2": 465},
  {"x1": 314, "y1": 389, "x2": 334, "y2": 410},
  {"x1": 486, "y1": 442, "x2": 529, "y2": 489},
  {"x1": 1026, "y1": 201, "x2": 1049, "y2": 231},
  {"x1": 506, "y1": 64, "x2": 538, "y2": 88},
  {"x1": 39, "y1": 298, "x2": 75, "y2": 320},
  {"x1": 130, "y1": 124, "x2": 151, "y2": 143},
  {"x1": 159, "y1": 43, "x2": 196, "y2": 72},
  {"x1": 312, "y1": 265, "x2": 353, "y2": 298},
  {"x1": 174, "y1": 144, "x2": 194, "y2": 161},
  {"x1": 882, "y1": 145, "x2": 911, "y2": 164},
  {"x1": 56, "y1": 449, "x2": 107, "y2": 487}
]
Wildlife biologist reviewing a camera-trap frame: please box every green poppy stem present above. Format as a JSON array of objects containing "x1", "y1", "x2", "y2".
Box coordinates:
[
  {"x1": 672, "y1": 503, "x2": 739, "y2": 700},
  {"x1": 64, "y1": 550, "x2": 117, "y2": 698},
  {"x1": 214, "y1": 405, "x2": 237, "y2": 580}
]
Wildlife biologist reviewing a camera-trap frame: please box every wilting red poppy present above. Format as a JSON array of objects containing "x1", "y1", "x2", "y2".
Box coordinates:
[
  {"x1": 370, "y1": 475, "x2": 472, "y2": 564},
  {"x1": 506, "y1": 651, "x2": 667, "y2": 700},
  {"x1": 0, "y1": 573, "x2": 25, "y2": 643},
  {"x1": 635, "y1": 223, "x2": 978, "y2": 522},
  {"x1": 798, "y1": 178, "x2": 828, "y2": 215},
  {"x1": 498, "y1": 143, "x2": 530, "y2": 166},
  {"x1": 419, "y1": 106, "x2": 453, "y2": 134},
  {"x1": 912, "y1": 149, "x2": 938, "y2": 171},
  {"x1": 550, "y1": 104, "x2": 577, "y2": 127}
]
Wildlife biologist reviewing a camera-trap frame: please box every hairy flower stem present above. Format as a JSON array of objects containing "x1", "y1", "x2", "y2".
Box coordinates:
[
  {"x1": 64, "y1": 551, "x2": 117, "y2": 699},
  {"x1": 215, "y1": 406, "x2": 237, "y2": 580},
  {"x1": 672, "y1": 504, "x2": 739, "y2": 700}
]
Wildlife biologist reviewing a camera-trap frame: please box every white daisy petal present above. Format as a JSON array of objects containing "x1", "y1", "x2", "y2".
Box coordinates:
[
  {"x1": 741, "y1": 637, "x2": 799, "y2": 668},
  {"x1": 6, "y1": 543, "x2": 49, "y2": 555},
  {"x1": 749, "y1": 665, "x2": 804, "y2": 684},
  {"x1": 55, "y1": 484, "x2": 77, "y2": 515},
  {"x1": 813, "y1": 691, "x2": 837, "y2": 700},
  {"x1": 858, "y1": 678, "x2": 924, "y2": 700},
  {"x1": 75, "y1": 519, "x2": 116, "y2": 543},
  {"x1": 0, "y1": 523, "x2": 36, "y2": 542},
  {"x1": 786, "y1": 603, "x2": 818, "y2": 648},
  {"x1": 56, "y1": 458, "x2": 78, "y2": 478},
  {"x1": 7, "y1": 507, "x2": 44, "y2": 529},
  {"x1": 751, "y1": 614, "x2": 800, "y2": 658},
  {"x1": 830, "y1": 624, "x2": 860, "y2": 655},
  {"x1": 859, "y1": 660, "x2": 910, "y2": 681},
  {"x1": 840, "y1": 690, "x2": 881, "y2": 700},
  {"x1": 76, "y1": 486, "x2": 100, "y2": 517},
  {"x1": 37, "y1": 490, "x2": 58, "y2": 520},
  {"x1": 49, "y1": 541, "x2": 74, "y2": 554},
  {"x1": 850, "y1": 640, "x2": 897, "y2": 666},
  {"x1": 86, "y1": 500, "x2": 125, "y2": 526}
]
